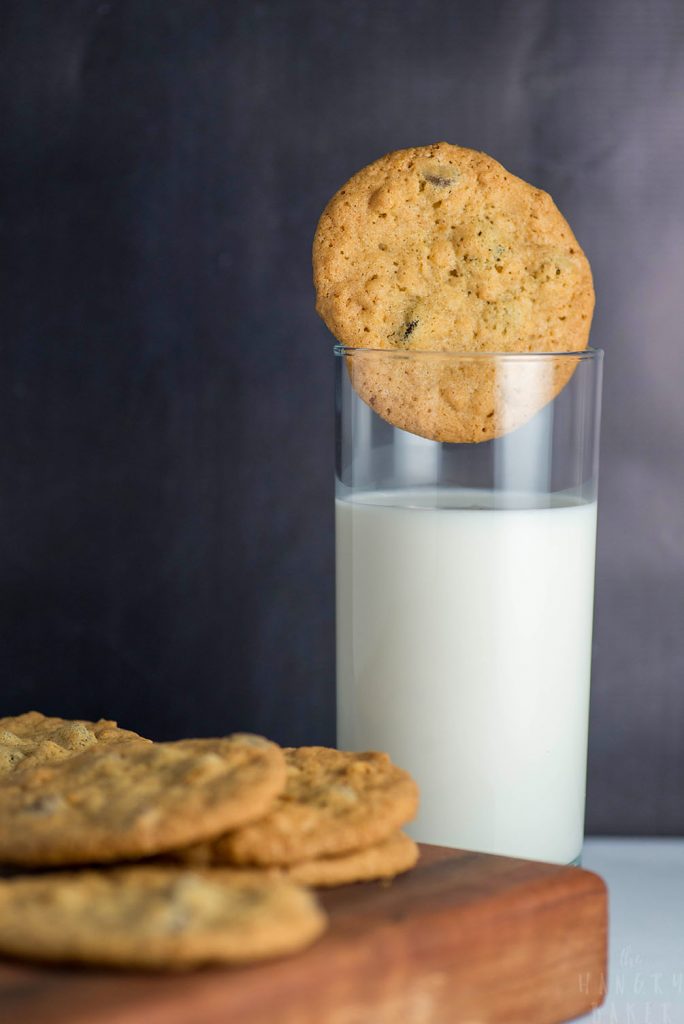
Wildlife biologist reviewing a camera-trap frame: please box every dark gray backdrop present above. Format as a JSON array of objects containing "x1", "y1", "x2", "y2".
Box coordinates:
[{"x1": 1, "y1": 0, "x2": 683, "y2": 835}]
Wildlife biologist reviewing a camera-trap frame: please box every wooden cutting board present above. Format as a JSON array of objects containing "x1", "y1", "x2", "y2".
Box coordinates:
[{"x1": 0, "y1": 844, "x2": 607, "y2": 1024}]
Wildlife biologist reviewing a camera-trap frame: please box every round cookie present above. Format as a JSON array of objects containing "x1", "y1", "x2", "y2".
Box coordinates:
[
  {"x1": 182, "y1": 747, "x2": 419, "y2": 867},
  {"x1": 0, "y1": 711, "x2": 148, "y2": 777},
  {"x1": 285, "y1": 830, "x2": 419, "y2": 888},
  {"x1": 0, "y1": 734, "x2": 287, "y2": 867},
  {"x1": 0, "y1": 866, "x2": 326, "y2": 969},
  {"x1": 313, "y1": 142, "x2": 594, "y2": 442}
]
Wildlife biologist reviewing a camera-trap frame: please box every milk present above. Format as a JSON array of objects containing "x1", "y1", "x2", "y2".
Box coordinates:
[{"x1": 336, "y1": 489, "x2": 598, "y2": 864}]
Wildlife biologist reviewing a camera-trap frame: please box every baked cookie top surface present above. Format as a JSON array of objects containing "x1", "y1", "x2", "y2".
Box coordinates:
[
  {"x1": 0, "y1": 866, "x2": 326, "y2": 968},
  {"x1": 193, "y1": 747, "x2": 419, "y2": 867},
  {"x1": 0, "y1": 711, "x2": 148, "y2": 777},
  {"x1": 313, "y1": 142, "x2": 594, "y2": 355},
  {"x1": 0, "y1": 734, "x2": 286, "y2": 866}
]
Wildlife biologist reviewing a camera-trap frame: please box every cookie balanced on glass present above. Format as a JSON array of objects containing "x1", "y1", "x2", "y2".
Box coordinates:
[{"x1": 314, "y1": 142, "x2": 602, "y2": 866}]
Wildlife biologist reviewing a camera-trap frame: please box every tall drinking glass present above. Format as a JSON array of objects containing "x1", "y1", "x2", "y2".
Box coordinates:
[{"x1": 335, "y1": 347, "x2": 603, "y2": 865}]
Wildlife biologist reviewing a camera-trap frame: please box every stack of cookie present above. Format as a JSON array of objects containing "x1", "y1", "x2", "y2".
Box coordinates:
[
  {"x1": 0, "y1": 712, "x2": 419, "y2": 970},
  {"x1": 172, "y1": 745, "x2": 420, "y2": 885}
]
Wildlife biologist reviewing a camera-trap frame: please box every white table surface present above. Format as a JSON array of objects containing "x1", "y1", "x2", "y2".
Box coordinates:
[{"x1": 571, "y1": 837, "x2": 684, "y2": 1024}]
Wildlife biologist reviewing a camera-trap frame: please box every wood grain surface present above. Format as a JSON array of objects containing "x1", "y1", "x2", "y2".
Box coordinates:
[{"x1": 0, "y1": 844, "x2": 607, "y2": 1024}]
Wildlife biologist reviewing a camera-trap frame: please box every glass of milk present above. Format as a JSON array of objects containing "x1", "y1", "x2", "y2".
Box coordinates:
[{"x1": 335, "y1": 347, "x2": 603, "y2": 865}]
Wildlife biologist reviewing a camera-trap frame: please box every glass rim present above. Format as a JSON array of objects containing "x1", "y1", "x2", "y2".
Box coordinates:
[{"x1": 334, "y1": 344, "x2": 603, "y2": 361}]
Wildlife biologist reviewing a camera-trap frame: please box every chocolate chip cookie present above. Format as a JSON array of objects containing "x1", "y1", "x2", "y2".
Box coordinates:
[
  {"x1": 0, "y1": 866, "x2": 326, "y2": 968},
  {"x1": 0, "y1": 734, "x2": 286, "y2": 867},
  {"x1": 285, "y1": 830, "x2": 419, "y2": 888},
  {"x1": 313, "y1": 142, "x2": 594, "y2": 442},
  {"x1": 177, "y1": 747, "x2": 419, "y2": 867},
  {"x1": 0, "y1": 711, "x2": 148, "y2": 777}
]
